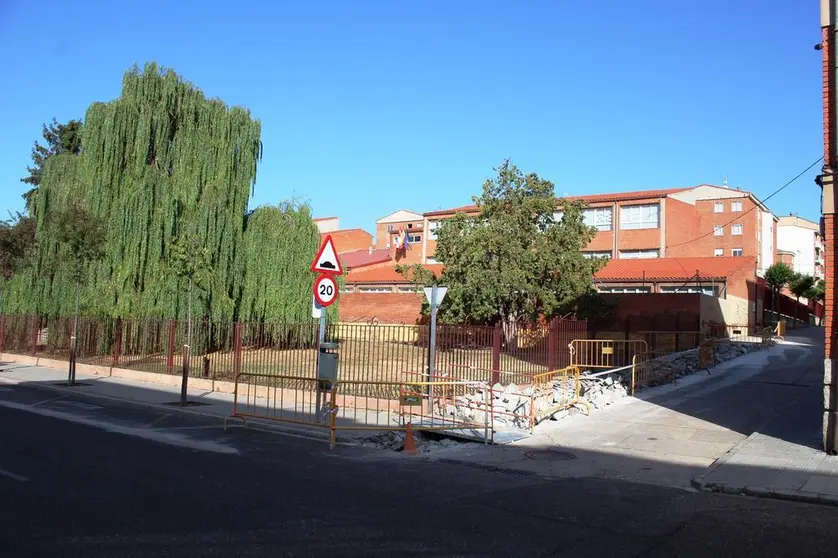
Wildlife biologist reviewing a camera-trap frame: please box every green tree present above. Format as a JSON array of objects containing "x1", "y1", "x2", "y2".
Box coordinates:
[
  {"x1": 806, "y1": 279, "x2": 826, "y2": 326},
  {"x1": 401, "y1": 160, "x2": 604, "y2": 344},
  {"x1": 168, "y1": 234, "x2": 211, "y2": 405},
  {"x1": 51, "y1": 203, "x2": 106, "y2": 385},
  {"x1": 0, "y1": 213, "x2": 37, "y2": 311},
  {"x1": 789, "y1": 273, "x2": 815, "y2": 327},
  {"x1": 764, "y1": 262, "x2": 795, "y2": 318},
  {"x1": 21, "y1": 118, "x2": 83, "y2": 212}
]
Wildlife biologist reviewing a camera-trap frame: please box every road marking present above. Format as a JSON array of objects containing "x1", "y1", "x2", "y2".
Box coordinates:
[
  {"x1": 32, "y1": 393, "x2": 74, "y2": 407},
  {"x1": 0, "y1": 467, "x2": 29, "y2": 482},
  {"x1": 0, "y1": 400, "x2": 240, "y2": 456},
  {"x1": 51, "y1": 400, "x2": 103, "y2": 411},
  {"x1": 0, "y1": 387, "x2": 14, "y2": 393},
  {"x1": 145, "y1": 413, "x2": 173, "y2": 429}
]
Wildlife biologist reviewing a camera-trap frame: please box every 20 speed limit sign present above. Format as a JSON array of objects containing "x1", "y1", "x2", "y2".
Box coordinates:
[{"x1": 313, "y1": 274, "x2": 338, "y2": 307}]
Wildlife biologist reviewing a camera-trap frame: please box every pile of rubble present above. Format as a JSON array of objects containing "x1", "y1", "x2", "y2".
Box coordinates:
[{"x1": 362, "y1": 430, "x2": 466, "y2": 453}]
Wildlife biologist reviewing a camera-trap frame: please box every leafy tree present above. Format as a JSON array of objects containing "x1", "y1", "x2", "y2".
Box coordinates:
[
  {"x1": 400, "y1": 160, "x2": 604, "y2": 344},
  {"x1": 806, "y1": 279, "x2": 826, "y2": 326},
  {"x1": 51, "y1": 203, "x2": 106, "y2": 385},
  {"x1": 21, "y1": 118, "x2": 83, "y2": 211},
  {"x1": 0, "y1": 213, "x2": 37, "y2": 312},
  {"x1": 168, "y1": 234, "x2": 212, "y2": 405},
  {"x1": 789, "y1": 273, "x2": 815, "y2": 327},
  {"x1": 763, "y1": 262, "x2": 795, "y2": 318}
]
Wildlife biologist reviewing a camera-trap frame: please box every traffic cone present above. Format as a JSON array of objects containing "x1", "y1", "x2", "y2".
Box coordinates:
[{"x1": 403, "y1": 422, "x2": 417, "y2": 455}]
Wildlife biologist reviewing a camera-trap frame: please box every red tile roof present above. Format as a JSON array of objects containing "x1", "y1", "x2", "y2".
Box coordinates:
[
  {"x1": 594, "y1": 256, "x2": 756, "y2": 282},
  {"x1": 347, "y1": 264, "x2": 445, "y2": 284},
  {"x1": 423, "y1": 188, "x2": 691, "y2": 216},
  {"x1": 339, "y1": 249, "x2": 391, "y2": 270}
]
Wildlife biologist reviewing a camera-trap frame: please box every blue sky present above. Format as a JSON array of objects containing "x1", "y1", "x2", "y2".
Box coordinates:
[{"x1": 0, "y1": 1, "x2": 824, "y2": 233}]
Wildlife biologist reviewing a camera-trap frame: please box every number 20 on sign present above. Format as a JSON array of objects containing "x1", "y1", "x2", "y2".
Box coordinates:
[{"x1": 313, "y1": 274, "x2": 338, "y2": 307}]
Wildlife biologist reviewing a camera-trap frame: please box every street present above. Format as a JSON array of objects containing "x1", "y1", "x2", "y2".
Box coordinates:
[{"x1": 1, "y1": 382, "x2": 838, "y2": 557}]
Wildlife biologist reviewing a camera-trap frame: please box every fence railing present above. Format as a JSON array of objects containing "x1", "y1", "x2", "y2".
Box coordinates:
[
  {"x1": 568, "y1": 339, "x2": 649, "y2": 371},
  {"x1": 0, "y1": 314, "x2": 588, "y2": 393}
]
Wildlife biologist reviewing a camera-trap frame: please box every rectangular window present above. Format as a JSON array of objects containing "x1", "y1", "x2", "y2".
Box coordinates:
[
  {"x1": 731, "y1": 224, "x2": 743, "y2": 236},
  {"x1": 660, "y1": 285, "x2": 719, "y2": 296},
  {"x1": 597, "y1": 286, "x2": 651, "y2": 294},
  {"x1": 731, "y1": 248, "x2": 743, "y2": 257},
  {"x1": 408, "y1": 234, "x2": 421, "y2": 243},
  {"x1": 714, "y1": 225, "x2": 723, "y2": 236},
  {"x1": 714, "y1": 248, "x2": 723, "y2": 257},
  {"x1": 358, "y1": 287, "x2": 391, "y2": 293},
  {"x1": 582, "y1": 251, "x2": 611, "y2": 259},
  {"x1": 582, "y1": 207, "x2": 613, "y2": 231},
  {"x1": 397, "y1": 286, "x2": 420, "y2": 293},
  {"x1": 428, "y1": 220, "x2": 440, "y2": 240},
  {"x1": 620, "y1": 204, "x2": 660, "y2": 230},
  {"x1": 731, "y1": 201, "x2": 743, "y2": 212},
  {"x1": 619, "y1": 249, "x2": 659, "y2": 259},
  {"x1": 714, "y1": 202, "x2": 724, "y2": 213}
]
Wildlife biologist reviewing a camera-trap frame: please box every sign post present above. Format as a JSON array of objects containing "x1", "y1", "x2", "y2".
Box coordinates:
[
  {"x1": 423, "y1": 286, "x2": 447, "y2": 415},
  {"x1": 310, "y1": 235, "x2": 342, "y2": 423}
]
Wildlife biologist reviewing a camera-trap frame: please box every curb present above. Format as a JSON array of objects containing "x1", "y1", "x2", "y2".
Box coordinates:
[
  {"x1": 691, "y1": 475, "x2": 838, "y2": 507},
  {"x1": 0, "y1": 375, "x2": 366, "y2": 447}
]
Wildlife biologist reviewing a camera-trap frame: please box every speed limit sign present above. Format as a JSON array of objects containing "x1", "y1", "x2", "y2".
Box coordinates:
[{"x1": 313, "y1": 274, "x2": 338, "y2": 307}]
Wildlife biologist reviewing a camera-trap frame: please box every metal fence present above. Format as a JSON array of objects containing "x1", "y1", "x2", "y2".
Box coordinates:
[{"x1": 0, "y1": 314, "x2": 588, "y2": 393}]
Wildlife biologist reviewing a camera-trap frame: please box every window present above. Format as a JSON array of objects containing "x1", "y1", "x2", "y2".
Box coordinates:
[
  {"x1": 731, "y1": 248, "x2": 743, "y2": 257},
  {"x1": 582, "y1": 207, "x2": 612, "y2": 231},
  {"x1": 398, "y1": 286, "x2": 420, "y2": 293},
  {"x1": 731, "y1": 224, "x2": 743, "y2": 236},
  {"x1": 359, "y1": 287, "x2": 391, "y2": 293},
  {"x1": 731, "y1": 201, "x2": 743, "y2": 212},
  {"x1": 597, "y1": 286, "x2": 651, "y2": 294},
  {"x1": 713, "y1": 202, "x2": 724, "y2": 213},
  {"x1": 408, "y1": 234, "x2": 421, "y2": 243},
  {"x1": 660, "y1": 285, "x2": 719, "y2": 296},
  {"x1": 620, "y1": 204, "x2": 659, "y2": 230},
  {"x1": 428, "y1": 220, "x2": 440, "y2": 240},
  {"x1": 583, "y1": 251, "x2": 611, "y2": 259},
  {"x1": 619, "y1": 249, "x2": 659, "y2": 259},
  {"x1": 552, "y1": 211, "x2": 563, "y2": 223},
  {"x1": 714, "y1": 248, "x2": 723, "y2": 257},
  {"x1": 714, "y1": 225, "x2": 723, "y2": 236},
  {"x1": 392, "y1": 235, "x2": 400, "y2": 245}
]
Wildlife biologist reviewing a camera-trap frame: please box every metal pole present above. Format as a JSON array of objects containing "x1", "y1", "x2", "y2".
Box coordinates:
[
  {"x1": 180, "y1": 276, "x2": 192, "y2": 405},
  {"x1": 427, "y1": 286, "x2": 438, "y2": 416},
  {"x1": 315, "y1": 309, "x2": 327, "y2": 423},
  {"x1": 69, "y1": 281, "x2": 80, "y2": 386}
]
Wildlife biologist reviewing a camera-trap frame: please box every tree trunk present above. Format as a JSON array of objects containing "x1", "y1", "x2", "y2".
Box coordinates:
[
  {"x1": 501, "y1": 316, "x2": 518, "y2": 351},
  {"x1": 180, "y1": 276, "x2": 193, "y2": 405}
]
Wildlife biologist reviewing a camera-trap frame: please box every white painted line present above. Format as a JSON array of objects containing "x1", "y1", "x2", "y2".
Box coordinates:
[
  {"x1": 0, "y1": 467, "x2": 29, "y2": 482},
  {"x1": 51, "y1": 401, "x2": 102, "y2": 411},
  {"x1": 0, "y1": 400, "x2": 239, "y2": 456}
]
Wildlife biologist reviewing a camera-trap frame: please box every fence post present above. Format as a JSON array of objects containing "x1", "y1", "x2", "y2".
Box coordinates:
[
  {"x1": 233, "y1": 321, "x2": 243, "y2": 378},
  {"x1": 547, "y1": 318, "x2": 558, "y2": 370},
  {"x1": 166, "y1": 319, "x2": 176, "y2": 375},
  {"x1": 491, "y1": 322, "x2": 502, "y2": 385},
  {"x1": 31, "y1": 315, "x2": 39, "y2": 357},
  {"x1": 113, "y1": 318, "x2": 123, "y2": 368}
]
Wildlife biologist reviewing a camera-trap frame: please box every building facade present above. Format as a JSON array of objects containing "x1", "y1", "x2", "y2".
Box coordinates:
[
  {"x1": 421, "y1": 184, "x2": 777, "y2": 271},
  {"x1": 777, "y1": 214, "x2": 824, "y2": 280},
  {"x1": 374, "y1": 209, "x2": 425, "y2": 265}
]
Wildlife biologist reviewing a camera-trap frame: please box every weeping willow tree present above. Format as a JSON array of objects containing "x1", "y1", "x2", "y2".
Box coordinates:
[
  {"x1": 238, "y1": 202, "x2": 336, "y2": 325},
  {"x1": 2, "y1": 62, "x2": 328, "y2": 323}
]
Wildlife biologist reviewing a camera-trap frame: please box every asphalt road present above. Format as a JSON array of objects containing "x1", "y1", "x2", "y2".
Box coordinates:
[{"x1": 2, "y1": 382, "x2": 838, "y2": 557}]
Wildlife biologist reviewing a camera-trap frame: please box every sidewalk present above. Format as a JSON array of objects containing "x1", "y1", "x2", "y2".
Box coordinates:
[{"x1": 0, "y1": 362, "x2": 377, "y2": 444}]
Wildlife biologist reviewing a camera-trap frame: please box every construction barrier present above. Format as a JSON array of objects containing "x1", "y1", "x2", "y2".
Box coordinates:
[
  {"x1": 530, "y1": 365, "x2": 586, "y2": 426},
  {"x1": 569, "y1": 339, "x2": 648, "y2": 371}
]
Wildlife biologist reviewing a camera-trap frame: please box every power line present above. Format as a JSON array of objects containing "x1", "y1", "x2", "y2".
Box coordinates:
[{"x1": 666, "y1": 156, "x2": 824, "y2": 250}]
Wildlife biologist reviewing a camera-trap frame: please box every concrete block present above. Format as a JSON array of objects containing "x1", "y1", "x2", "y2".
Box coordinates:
[{"x1": 825, "y1": 359, "x2": 835, "y2": 385}]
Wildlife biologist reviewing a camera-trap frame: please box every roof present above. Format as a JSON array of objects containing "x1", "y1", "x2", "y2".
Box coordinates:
[
  {"x1": 423, "y1": 188, "x2": 691, "y2": 217},
  {"x1": 777, "y1": 215, "x2": 820, "y2": 231},
  {"x1": 313, "y1": 217, "x2": 338, "y2": 222},
  {"x1": 347, "y1": 264, "x2": 445, "y2": 284},
  {"x1": 595, "y1": 256, "x2": 756, "y2": 282},
  {"x1": 339, "y1": 249, "x2": 391, "y2": 269},
  {"x1": 375, "y1": 209, "x2": 424, "y2": 224}
]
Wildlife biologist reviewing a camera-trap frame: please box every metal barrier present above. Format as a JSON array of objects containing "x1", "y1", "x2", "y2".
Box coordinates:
[
  {"x1": 530, "y1": 366, "x2": 586, "y2": 426},
  {"x1": 225, "y1": 371, "x2": 492, "y2": 447},
  {"x1": 569, "y1": 339, "x2": 648, "y2": 370}
]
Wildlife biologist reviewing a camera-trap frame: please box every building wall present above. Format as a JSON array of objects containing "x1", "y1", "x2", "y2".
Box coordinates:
[
  {"x1": 374, "y1": 219, "x2": 424, "y2": 250},
  {"x1": 663, "y1": 198, "x2": 698, "y2": 257},
  {"x1": 760, "y1": 210, "x2": 776, "y2": 275},
  {"x1": 777, "y1": 223, "x2": 817, "y2": 278},
  {"x1": 326, "y1": 229, "x2": 373, "y2": 254},
  {"x1": 338, "y1": 292, "x2": 423, "y2": 324},
  {"x1": 314, "y1": 217, "x2": 339, "y2": 233}
]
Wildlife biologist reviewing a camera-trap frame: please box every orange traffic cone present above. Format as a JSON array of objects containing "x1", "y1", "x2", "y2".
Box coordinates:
[{"x1": 403, "y1": 422, "x2": 417, "y2": 455}]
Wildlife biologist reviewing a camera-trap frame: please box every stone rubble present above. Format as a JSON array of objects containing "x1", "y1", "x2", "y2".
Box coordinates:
[{"x1": 362, "y1": 430, "x2": 466, "y2": 453}]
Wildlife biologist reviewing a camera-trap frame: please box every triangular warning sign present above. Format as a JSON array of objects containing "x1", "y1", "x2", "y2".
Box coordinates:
[{"x1": 310, "y1": 235, "x2": 343, "y2": 275}]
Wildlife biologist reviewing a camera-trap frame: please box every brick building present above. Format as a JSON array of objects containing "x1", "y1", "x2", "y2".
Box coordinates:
[
  {"x1": 421, "y1": 184, "x2": 778, "y2": 273},
  {"x1": 818, "y1": 0, "x2": 837, "y2": 454},
  {"x1": 374, "y1": 209, "x2": 425, "y2": 266}
]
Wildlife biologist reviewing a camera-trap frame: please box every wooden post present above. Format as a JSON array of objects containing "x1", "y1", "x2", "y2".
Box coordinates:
[{"x1": 491, "y1": 322, "x2": 502, "y2": 385}]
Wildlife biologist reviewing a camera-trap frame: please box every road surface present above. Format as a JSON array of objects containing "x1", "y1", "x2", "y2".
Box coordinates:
[{"x1": 1, "y1": 381, "x2": 838, "y2": 557}]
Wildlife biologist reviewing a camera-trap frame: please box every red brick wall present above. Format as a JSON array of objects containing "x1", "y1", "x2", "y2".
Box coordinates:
[
  {"x1": 338, "y1": 292, "x2": 423, "y2": 324},
  {"x1": 610, "y1": 293, "x2": 701, "y2": 320},
  {"x1": 825, "y1": 27, "x2": 834, "y2": 171},
  {"x1": 664, "y1": 198, "x2": 698, "y2": 257},
  {"x1": 827, "y1": 213, "x2": 835, "y2": 359},
  {"x1": 667, "y1": 198, "x2": 759, "y2": 259},
  {"x1": 326, "y1": 230, "x2": 373, "y2": 253}
]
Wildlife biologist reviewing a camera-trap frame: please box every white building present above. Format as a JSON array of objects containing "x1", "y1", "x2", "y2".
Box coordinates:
[{"x1": 777, "y1": 214, "x2": 823, "y2": 280}]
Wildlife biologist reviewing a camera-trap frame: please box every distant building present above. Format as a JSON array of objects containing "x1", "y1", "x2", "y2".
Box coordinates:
[
  {"x1": 374, "y1": 209, "x2": 425, "y2": 265},
  {"x1": 313, "y1": 216, "x2": 339, "y2": 233},
  {"x1": 777, "y1": 214, "x2": 824, "y2": 280}
]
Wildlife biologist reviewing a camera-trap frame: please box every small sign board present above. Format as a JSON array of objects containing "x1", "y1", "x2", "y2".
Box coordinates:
[
  {"x1": 313, "y1": 274, "x2": 338, "y2": 307},
  {"x1": 423, "y1": 286, "x2": 448, "y2": 307},
  {"x1": 310, "y1": 235, "x2": 343, "y2": 275},
  {"x1": 601, "y1": 346, "x2": 614, "y2": 355},
  {"x1": 399, "y1": 391, "x2": 424, "y2": 406}
]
